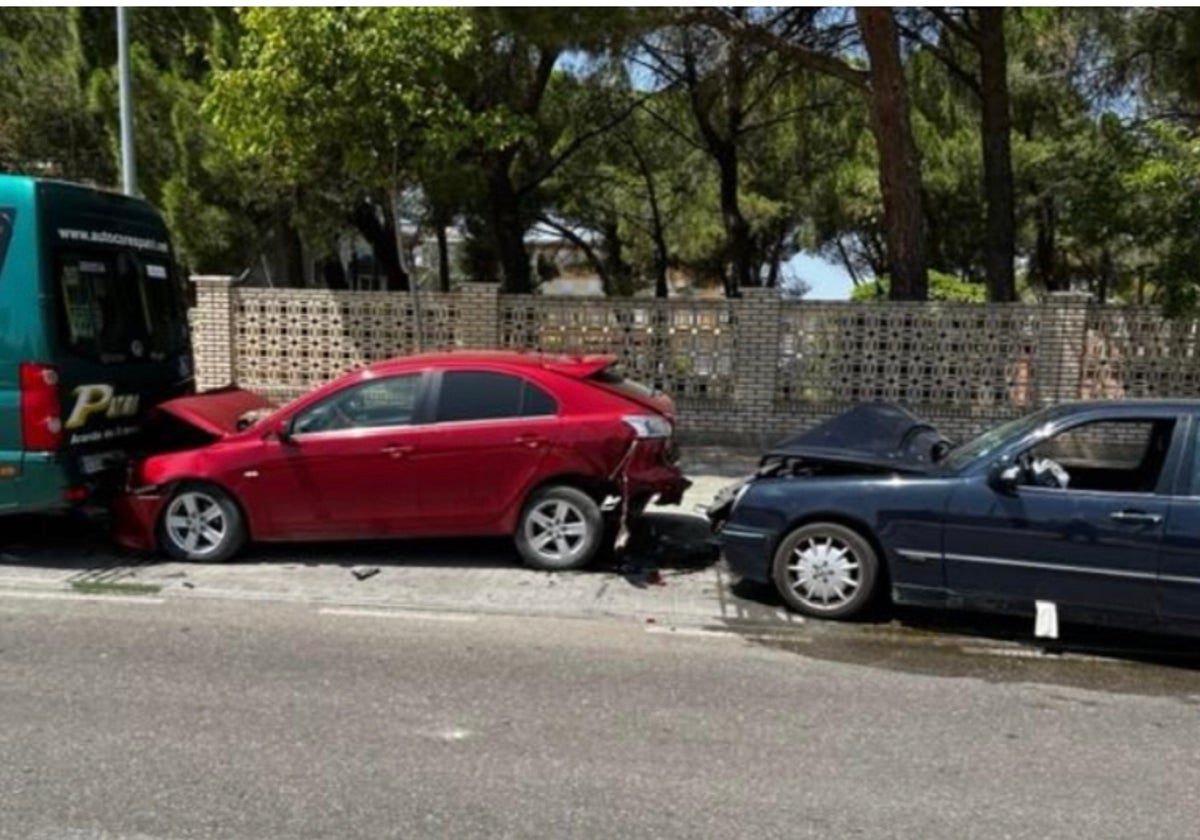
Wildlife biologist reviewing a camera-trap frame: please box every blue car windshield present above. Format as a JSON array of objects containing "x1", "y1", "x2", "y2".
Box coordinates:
[{"x1": 940, "y1": 408, "x2": 1057, "y2": 472}]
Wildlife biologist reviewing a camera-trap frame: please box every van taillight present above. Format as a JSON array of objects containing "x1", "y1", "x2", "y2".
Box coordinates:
[{"x1": 19, "y1": 362, "x2": 63, "y2": 451}]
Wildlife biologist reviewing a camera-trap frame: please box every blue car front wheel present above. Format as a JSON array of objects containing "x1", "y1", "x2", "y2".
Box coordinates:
[{"x1": 772, "y1": 523, "x2": 880, "y2": 619}]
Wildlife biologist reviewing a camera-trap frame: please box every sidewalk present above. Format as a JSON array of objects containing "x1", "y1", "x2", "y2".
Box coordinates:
[{"x1": 0, "y1": 453, "x2": 796, "y2": 630}]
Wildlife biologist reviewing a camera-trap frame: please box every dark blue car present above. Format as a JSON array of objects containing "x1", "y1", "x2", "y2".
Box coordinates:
[{"x1": 710, "y1": 401, "x2": 1200, "y2": 636}]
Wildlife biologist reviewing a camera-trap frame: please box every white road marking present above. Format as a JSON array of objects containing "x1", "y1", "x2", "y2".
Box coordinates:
[
  {"x1": 0, "y1": 589, "x2": 164, "y2": 605},
  {"x1": 740, "y1": 632, "x2": 813, "y2": 644},
  {"x1": 318, "y1": 607, "x2": 479, "y2": 622},
  {"x1": 645, "y1": 625, "x2": 737, "y2": 639}
]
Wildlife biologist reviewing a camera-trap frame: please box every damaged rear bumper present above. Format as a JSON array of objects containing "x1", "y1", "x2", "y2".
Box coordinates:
[
  {"x1": 610, "y1": 437, "x2": 690, "y2": 508},
  {"x1": 627, "y1": 464, "x2": 690, "y2": 506}
]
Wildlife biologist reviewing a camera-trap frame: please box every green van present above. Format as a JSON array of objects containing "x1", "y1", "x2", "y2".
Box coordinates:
[{"x1": 0, "y1": 175, "x2": 193, "y2": 515}]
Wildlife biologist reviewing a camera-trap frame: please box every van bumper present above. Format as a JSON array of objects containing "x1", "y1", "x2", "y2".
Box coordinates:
[{"x1": 0, "y1": 452, "x2": 70, "y2": 514}]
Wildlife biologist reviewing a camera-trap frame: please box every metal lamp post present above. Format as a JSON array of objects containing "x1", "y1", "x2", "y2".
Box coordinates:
[{"x1": 117, "y1": 7, "x2": 137, "y2": 196}]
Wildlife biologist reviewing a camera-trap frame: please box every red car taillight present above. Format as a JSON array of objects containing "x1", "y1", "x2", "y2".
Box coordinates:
[{"x1": 19, "y1": 362, "x2": 64, "y2": 452}]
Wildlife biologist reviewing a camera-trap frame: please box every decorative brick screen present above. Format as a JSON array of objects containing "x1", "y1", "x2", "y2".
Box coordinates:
[
  {"x1": 230, "y1": 288, "x2": 464, "y2": 401},
  {"x1": 1081, "y1": 306, "x2": 1200, "y2": 399},
  {"x1": 190, "y1": 278, "x2": 1200, "y2": 445},
  {"x1": 776, "y1": 302, "x2": 1042, "y2": 410},
  {"x1": 499, "y1": 296, "x2": 737, "y2": 402}
]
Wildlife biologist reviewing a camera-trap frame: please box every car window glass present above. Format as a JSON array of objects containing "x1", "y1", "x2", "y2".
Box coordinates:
[
  {"x1": 56, "y1": 248, "x2": 186, "y2": 363},
  {"x1": 1024, "y1": 418, "x2": 1175, "y2": 494},
  {"x1": 941, "y1": 410, "x2": 1052, "y2": 471},
  {"x1": 1193, "y1": 421, "x2": 1200, "y2": 496},
  {"x1": 436, "y1": 371, "x2": 525, "y2": 422},
  {"x1": 589, "y1": 363, "x2": 658, "y2": 399},
  {"x1": 293, "y1": 375, "x2": 421, "y2": 434},
  {"x1": 522, "y1": 382, "x2": 557, "y2": 417},
  {"x1": 0, "y1": 208, "x2": 13, "y2": 278}
]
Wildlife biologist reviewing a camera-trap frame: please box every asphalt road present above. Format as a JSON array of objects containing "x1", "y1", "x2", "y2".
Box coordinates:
[{"x1": 3, "y1": 594, "x2": 1200, "y2": 840}]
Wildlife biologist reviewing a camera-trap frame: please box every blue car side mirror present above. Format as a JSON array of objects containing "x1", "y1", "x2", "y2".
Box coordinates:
[{"x1": 989, "y1": 461, "x2": 1023, "y2": 494}]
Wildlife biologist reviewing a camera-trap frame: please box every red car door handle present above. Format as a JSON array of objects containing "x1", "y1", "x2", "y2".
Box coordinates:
[
  {"x1": 1109, "y1": 510, "x2": 1162, "y2": 526},
  {"x1": 514, "y1": 434, "x2": 546, "y2": 449},
  {"x1": 381, "y1": 444, "x2": 415, "y2": 459}
]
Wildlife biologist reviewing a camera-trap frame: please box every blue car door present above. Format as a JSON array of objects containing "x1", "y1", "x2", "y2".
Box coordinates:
[
  {"x1": 944, "y1": 415, "x2": 1178, "y2": 620},
  {"x1": 1158, "y1": 415, "x2": 1200, "y2": 631}
]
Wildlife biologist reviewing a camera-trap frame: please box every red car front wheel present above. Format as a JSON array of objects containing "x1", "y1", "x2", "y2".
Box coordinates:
[{"x1": 158, "y1": 483, "x2": 246, "y2": 563}]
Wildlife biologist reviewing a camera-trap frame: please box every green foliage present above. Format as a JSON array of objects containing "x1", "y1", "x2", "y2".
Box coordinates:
[
  {"x1": 0, "y1": 8, "x2": 112, "y2": 182},
  {"x1": 852, "y1": 271, "x2": 987, "y2": 302},
  {"x1": 207, "y1": 8, "x2": 514, "y2": 199},
  {"x1": 6, "y1": 6, "x2": 1200, "y2": 306}
]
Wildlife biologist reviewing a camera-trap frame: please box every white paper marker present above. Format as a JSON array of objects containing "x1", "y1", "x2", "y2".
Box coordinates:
[{"x1": 1034, "y1": 600, "x2": 1059, "y2": 639}]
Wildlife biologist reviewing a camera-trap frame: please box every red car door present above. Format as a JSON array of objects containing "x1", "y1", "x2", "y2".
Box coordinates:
[
  {"x1": 250, "y1": 373, "x2": 426, "y2": 538},
  {"x1": 413, "y1": 369, "x2": 560, "y2": 534}
]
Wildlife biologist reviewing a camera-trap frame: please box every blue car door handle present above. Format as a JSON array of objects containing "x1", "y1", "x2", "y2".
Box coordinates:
[{"x1": 1109, "y1": 509, "x2": 1163, "y2": 526}]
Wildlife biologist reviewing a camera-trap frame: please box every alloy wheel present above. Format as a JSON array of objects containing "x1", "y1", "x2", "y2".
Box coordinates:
[
  {"x1": 524, "y1": 499, "x2": 590, "y2": 566},
  {"x1": 164, "y1": 491, "x2": 228, "y2": 558}
]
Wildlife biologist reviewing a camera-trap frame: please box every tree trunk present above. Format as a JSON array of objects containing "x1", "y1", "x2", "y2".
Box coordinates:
[
  {"x1": 978, "y1": 9, "x2": 1017, "y2": 303},
  {"x1": 1033, "y1": 194, "x2": 1062, "y2": 291},
  {"x1": 601, "y1": 220, "x2": 635, "y2": 297},
  {"x1": 350, "y1": 197, "x2": 409, "y2": 292},
  {"x1": 627, "y1": 135, "x2": 671, "y2": 298},
  {"x1": 651, "y1": 223, "x2": 671, "y2": 299},
  {"x1": 856, "y1": 7, "x2": 928, "y2": 301},
  {"x1": 486, "y1": 156, "x2": 532, "y2": 293},
  {"x1": 716, "y1": 144, "x2": 753, "y2": 297},
  {"x1": 1097, "y1": 248, "x2": 1113, "y2": 305},
  {"x1": 282, "y1": 222, "x2": 306, "y2": 288},
  {"x1": 835, "y1": 238, "x2": 863, "y2": 287},
  {"x1": 765, "y1": 226, "x2": 786, "y2": 289},
  {"x1": 434, "y1": 218, "x2": 451, "y2": 292},
  {"x1": 681, "y1": 31, "x2": 751, "y2": 298},
  {"x1": 319, "y1": 256, "x2": 348, "y2": 290},
  {"x1": 723, "y1": 38, "x2": 753, "y2": 296}
]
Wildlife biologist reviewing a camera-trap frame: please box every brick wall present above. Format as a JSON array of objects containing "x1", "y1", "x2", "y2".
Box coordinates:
[{"x1": 190, "y1": 277, "x2": 1200, "y2": 447}]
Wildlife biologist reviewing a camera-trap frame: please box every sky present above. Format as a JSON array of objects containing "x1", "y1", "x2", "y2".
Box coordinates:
[{"x1": 787, "y1": 251, "x2": 855, "y2": 300}]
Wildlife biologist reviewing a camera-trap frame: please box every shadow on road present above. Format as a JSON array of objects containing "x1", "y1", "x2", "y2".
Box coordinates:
[
  {"x1": 726, "y1": 578, "x2": 1200, "y2": 691},
  {"x1": 1, "y1": 512, "x2": 118, "y2": 571},
  {"x1": 0, "y1": 509, "x2": 721, "y2": 578}
]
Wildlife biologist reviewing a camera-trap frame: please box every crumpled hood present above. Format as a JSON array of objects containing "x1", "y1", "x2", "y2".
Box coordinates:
[
  {"x1": 767, "y1": 402, "x2": 948, "y2": 471},
  {"x1": 155, "y1": 387, "x2": 275, "y2": 438}
]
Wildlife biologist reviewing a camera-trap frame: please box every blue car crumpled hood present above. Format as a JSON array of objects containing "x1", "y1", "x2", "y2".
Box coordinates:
[{"x1": 766, "y1": 402, "x2": 950, "y2": 473}]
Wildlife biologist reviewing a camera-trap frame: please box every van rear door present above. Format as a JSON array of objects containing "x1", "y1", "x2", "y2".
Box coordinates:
[
  {"x1": 39, "y1": 182, "x2": 193, "y2": 482},
  {"x1": 0, "y1": 206, "x2": 18, "y2": 509}
]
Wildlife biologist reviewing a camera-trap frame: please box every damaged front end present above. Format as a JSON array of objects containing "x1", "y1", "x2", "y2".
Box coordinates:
[
  {"x1": 706, "y1": 402, "x2": 952, "y2": 529},
  {"x1": 114, "y1": 388, "x2": 278, "y2": 551}
]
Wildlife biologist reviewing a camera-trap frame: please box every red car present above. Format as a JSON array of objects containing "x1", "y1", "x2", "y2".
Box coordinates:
[{"x1": 114, "y1": 352, "x2": 689, "y2": 569}]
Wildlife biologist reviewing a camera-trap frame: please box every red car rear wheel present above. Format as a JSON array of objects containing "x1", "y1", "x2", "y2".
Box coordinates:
[{"x1": 515, "y1": 485, "x2": 603, "y2": 571}]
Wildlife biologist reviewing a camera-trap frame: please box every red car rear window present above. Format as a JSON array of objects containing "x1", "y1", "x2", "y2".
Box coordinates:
[{"x1": 588, "y1": 364, "x2": 657, "y2": 400}]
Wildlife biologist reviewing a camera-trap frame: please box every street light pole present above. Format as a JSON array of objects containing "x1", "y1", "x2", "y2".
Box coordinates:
[{"x1": 117, "y1": 7, "x2": 137, "y2": 196}]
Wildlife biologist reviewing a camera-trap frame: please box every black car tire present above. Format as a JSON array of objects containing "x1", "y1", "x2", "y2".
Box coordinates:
[
  {"x1": 515, "y1": 485, "x2": 603, "y2": 571},
  {"x1": 772, "y1": 522, "x2": 880, "y2": 619},
  {"x1": 157, "y1": 482, "x2": 247, "y2": 563}
]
